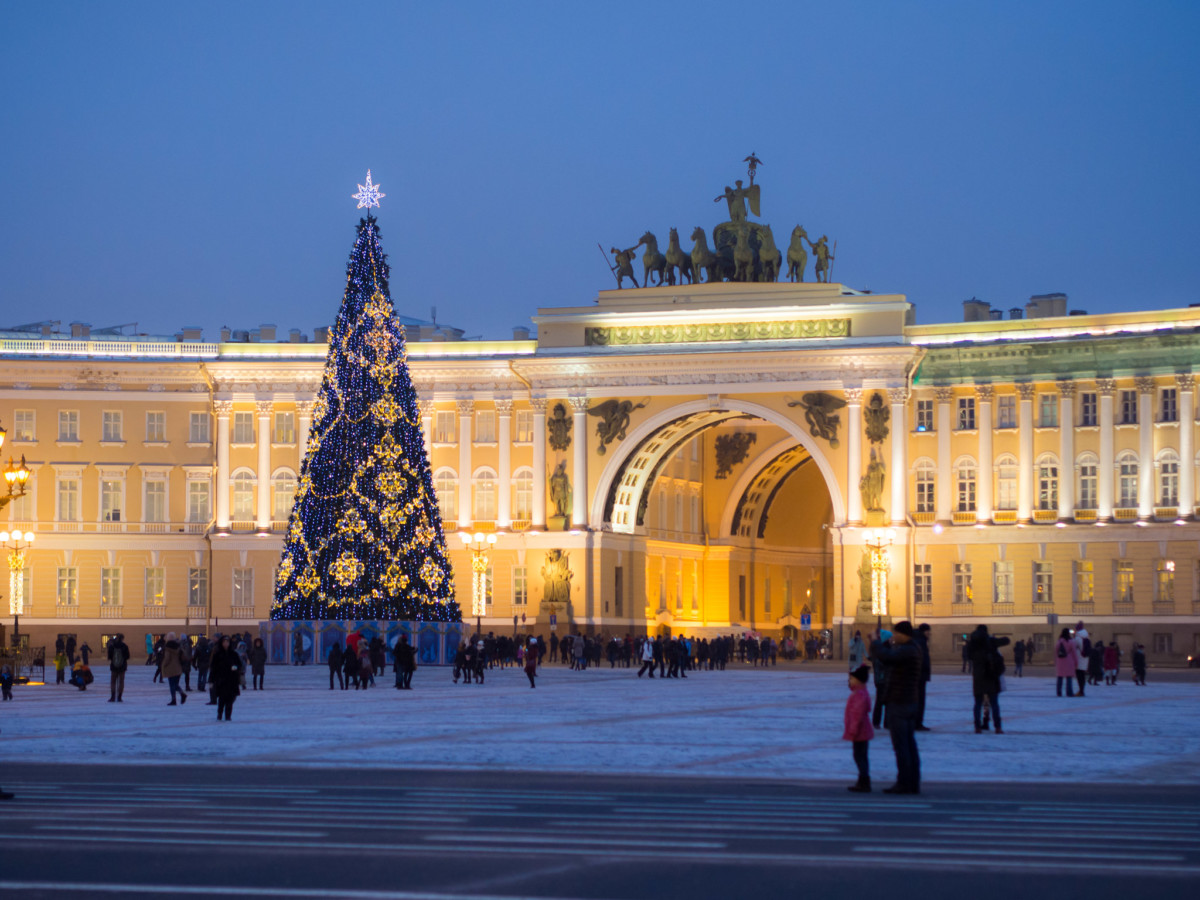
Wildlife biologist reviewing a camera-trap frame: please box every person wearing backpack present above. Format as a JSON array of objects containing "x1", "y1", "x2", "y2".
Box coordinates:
[
  {"x1": 967, "y1": 624, "x2": 1009, "y2": 734},
  {"x1": 107, "y1": 633, "x2": 130, "y2": 702},
  {"x1": 1072, "y1": 621, "x2": 1091, "y2": 697},
  {"x1": 1055, "y1": 627, "x2": 1079, "y2": 696}
]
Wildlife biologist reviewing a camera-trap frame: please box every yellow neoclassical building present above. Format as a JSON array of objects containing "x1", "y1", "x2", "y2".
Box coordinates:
[{"x1": 1, "y1": 282, "x2": 1198, "y2": 662}]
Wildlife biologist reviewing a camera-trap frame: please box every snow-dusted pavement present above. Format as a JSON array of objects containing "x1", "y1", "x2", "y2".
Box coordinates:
[{"x1": 4, "y1": 662, "x2": 1197, "y2": 785}]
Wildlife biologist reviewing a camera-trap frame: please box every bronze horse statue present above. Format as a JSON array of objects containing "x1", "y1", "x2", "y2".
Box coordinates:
[
  {"x1": 732, "y1": 224, "x2": 755, "y2": 282},
  {"x1": 664, "y1": 228, "x2": 694, "y2": 286},
  {"x1": 690, "y1": 227, "x2": 720, "y2": 283},
  {"x1": 758, "y1": 224, "x2": 782, "y2": 282},
  {"x1": 637, "y1": 231, "x2": 667, "y2": 287},
  {"x1": 787, "y1": 225, "x2": 809, "y2": 283}
]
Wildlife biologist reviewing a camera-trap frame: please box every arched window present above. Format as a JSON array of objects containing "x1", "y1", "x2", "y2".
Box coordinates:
[
  {"x1": 1117, "y1": 451, "x2": 1138, "y2": 508},
  {"x1": 473, "y1": 467, "x2": 497, "y2": 521},
  {"x1": 1036, "y1": 453, "x2": 1058, "y2": 511},
  {"x1": 914, "y1": 459, "x2": 936, "y2": 514},
  {"x1": 272, "y1": 470, "x2": 297, "y2": 521},
  {"x1": 434, "y1": 469, "x2": 457, "y2": 522},
  {"x1": 994, "y1": 454, "x2": 1018, "y2": 511},
  {"x1": 1076, "y1": 452, "x2": 1098, "y2": 510},
  {"x1": 955, "y1": 457, "x2": 977, "y2": 513},
  {"x1": 231, "y1": 470, "x2": 255, "y2": 520},
  {"x1": 512, "y1": 468, "x2": 534, "y2": 520},
  {"x1": 1158, "y1": 449, "x2": 1179, "y2": 506}
]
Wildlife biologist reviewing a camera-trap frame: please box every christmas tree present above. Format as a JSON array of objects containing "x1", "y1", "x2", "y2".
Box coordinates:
[{"x1": 271, "y1": 174, "x2": 459, "y2": 622}]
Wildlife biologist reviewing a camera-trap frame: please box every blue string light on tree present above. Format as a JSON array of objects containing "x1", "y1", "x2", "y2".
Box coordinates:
[{"x1": 270, "y1": 172, "x2": 460, "y2": 623}]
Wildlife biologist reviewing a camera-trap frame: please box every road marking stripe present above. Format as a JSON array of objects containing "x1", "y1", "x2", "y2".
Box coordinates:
[
  {"x1": 421, "y1": 833, "x2": 726, "y2": 850},
  {"x1": 36, "y1": 824, "x2": 327, "y2": 838},
  {"x1": 0, "y1": 882, "x2": 573, "y2": 900},
  {"x1": 860, "y1": 845, "x2": 1184, "y2": 862}
]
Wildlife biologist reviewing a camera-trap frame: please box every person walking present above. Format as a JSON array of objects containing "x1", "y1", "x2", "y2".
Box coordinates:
[
  {"x1": 967, "y1": 624, "x2": 1009, "y2": 734},
  {"x1": 1055, "y1": 627, "x2": 1079, "y2": 697},
  {"x1": 248, "y1": 637, "x2": 267, "y2": 690},
  {"x1": 79, "y1": 641, "x2": 92, "y2": 666},
  {"x1": 1072, "y1": 621, "x2": 1091, "y2": 697},
  {"x1": 1088, "y1": 639, "x2": 1105, "y2": 686},
  {"x1": 524, "y1": 637, "x2": 539, "y2": 688},
  {"x1": 179, "y1": 635, "x2": 193, "y2": 691},
  {"x1": 343, "y1": 642, "x2": 360, "y2": 689},
  {"x1": 327, "y1": 641, "x2": 344, "y2": 690},
  {"x1": 194, "y1": 635, "x2": 212, "y2": 692},
  {"x1": 870, "y1": 621, "x2": 922, "y2": 795},
  {"x1": 66, "y1": 635, "x2": 77, "y2": 667},
  {"x1": 848, "y1": 631, "x2": 866, "y2": 669},
  {"x1": 843, "y1": 665, "x2": 875, "y2": 792},
  {"x1": 161, "y1": 632, "x2": 188, "y2": 706},
  {"x1": 1103, "y1": 641, "x2": 1121, "y2": 685},
  {"x1": 1013, "y1": 639, "x2": 1026, "y2": 678},
  {"x1": 393, "y1": 635, "x2": 416, "y2": 690},
  {"x1": 210, "y1": 635, "x2": 242, "y2": 721},
  {"x1": 868, "y1": 629, "x2": 889, "y2": 729},
  {"x1": 1132, "y1": 643, "x2": 1147, "y2": 686},
  {"x1": 54, "y1": 649, "x2": 67, "y2": 685},
  {"x1": 637, "y1": 636, "x2": 656, "y2": 678},
  {"x1": 914, "y1": 623, "x2": 932, "y2": 731},
  {"x1": 106, "y1": 632, "x2": 130, "y2": 702}
]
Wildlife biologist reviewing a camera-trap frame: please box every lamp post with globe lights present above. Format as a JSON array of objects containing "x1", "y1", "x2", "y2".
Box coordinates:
[
  {"x1": 460, "y1": 532, "x2": 497, "y2": 638},
  {"x1": 1, "y1": 528, "x2": 35, "y2": 645},
  {"x1": 0, "y1": 422, "x2": 33, "y2": 513}
]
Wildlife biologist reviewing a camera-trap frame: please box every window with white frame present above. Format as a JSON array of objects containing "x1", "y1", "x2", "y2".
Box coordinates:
[
  {"x1": 956, "y1": 459, "x2": 976, "y2": 512},
  {"x1": 1117, "y1": 452, "x2": 1138, "y2": 508},
  {"x1": 8, "y1": 482, "x2": 33, "y2": 522},
  {"x1": 434, "y1": 411, "x2": 456, "y2": 443},
  {"x1": 914, "y1": 460, "x2": 935, "y2": 514},
  {"x1": 915, "y1": 399, "x2": 934, "y2": 432},
  {"x1": 145, "y1": 411, "x2": 166, "y2": 442},
  {"x1": 1157, "y1": 560, "x2": 1175, "y2": 604},
  {"x1": 57, "y1": 567, "x2": 78, "y2": 606},
  {"x1": 144, "y1": 479, "x2": 167, "y2": 523},
  {"x1": 102, "y1": 410, "x2": 123, "y2": 442},
  {"x1": 1074, "y1": 560, "x2": 1094, "y2": 605},
  {"x1": 1160, "y1": 388, "x2": 1178, "y2": 423},
  {"x1": 145, "y1": 567, "x2": 165, "y2": 606},
  {"x1": 956, "y1": 397, "x2": 975, "y2": 430},
  {"x1": 914, "y1": 564, "x2": 932, "y2": 604},
  {"x1": 188, "y1": 480, "x2": 211, "y2": 523},
  {"x1": 232, "y1": 411, "x2": 254, "y2": 444},
  {"x1": 188, "y1": 568, "x2": 208, "y2": 607},
  {"x1": 273, "y1": 472, "x2": 297, "y2": 520},
  {"x1": 475, "y1": 410, "x2": 496, "y2": 443},
  {"x1": 273, "y1": 412, "x2": 295, "y2": 444},
  {"x1": 58, "y1": 410, "x2": 79, "y2": 441},
  {"x1": 189, "y1": 412, "x2": 210, "y2": 443},
  {"x1": 1114, "y1": 560, "x2": 1134, "y2": 605},
  {"x1": 1077, "y1": 454, "x2": 1098, "y2": 509},
  {"x1": 996, "y1": 395, "x2": 1016, "y2": 429},
  {"x1": 512, "y1": 469, "x2": 533, "y2": 520},
  {"x1": 994, "y1": 562, "x2": 1013, "y2": 605},
  {"x1": 1079, "y1": 392, "x2": 1097, "y2": 427},
  {"x1": 100, "y1": 567, "x2": 121, "y2": 607},
  {"x1": 57, "y1": 476, "x2": 80, "y2": 521},
  {"x1": 690, "y1": 494, "x2": 699, "y2": 533},
  {"x1": 1037, "y1": 456, "x2": 1058, "y2": 511},
  {"x1": 1033, "y1": 561, "x2": 1053, "y2": 604},
  {"x1": 953, "y1": 563, "x2": 973, "y2": 604},
  {"x1": 231, "y1": 472, "x2": 255, "y2": 520},
  {"x1": 232, "y1": 568, "x2": 254, "y2": 607},
  {"x1": 434, "y1": 470, "x2": 457, "y2": 521},
  {"x1": 473, "y1": 469, "x2": 497, "y2": 520},
  {"x1": 100, "y1": 478, "x2": 123, "y2": 523},
  {"x1": 514, "y1": 410, "x2": 533, "y2": 443},
  {"x1": 1153, "y1": 633, "x2": 1173, "y2": 654},
  {"x1": 675, "y1": 494, "x2": 684, "y2": 530},
  {"x1": 1038, "y1": 394, "x2": 1057, "y2": 428},
  {"x1": 1119, "y1": 390, "x2": 1137, "y2": 425},
  {"x1": 512, "y1": 566, "x2": 528, "y2": 605},
  {"x1": 1158, "y1": 451, "x2": 1179, "y2": 506},
  {"x1": 13, "y1": 410, "x2": 35, "y2": 441},
  {"x1": 995, "y1": 455, "x2": 1018, "y2": 510}
]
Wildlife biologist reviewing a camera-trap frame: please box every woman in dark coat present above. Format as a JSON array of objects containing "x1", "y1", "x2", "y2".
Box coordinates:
[
  {"x1": 210, "y1": 636, "x2": 243, "y2": 722},
  {"x1": 967, "y1": 624, "x2": 1010, "y2": 734},
  {"x1": 248, "y1": 637, "x2": 267, "y2": 690},
  {"x1": 343, "y1": 643, "x2": 360, "y2": 689}
]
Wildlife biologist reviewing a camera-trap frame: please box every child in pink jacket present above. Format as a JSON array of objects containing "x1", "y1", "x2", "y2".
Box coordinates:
[{"x1": 844, "y1": 665, "x2": 875, "y2": 792}]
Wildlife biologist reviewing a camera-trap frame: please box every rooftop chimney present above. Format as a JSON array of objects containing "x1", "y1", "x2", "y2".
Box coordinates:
[
  {"x1": 259, "y1": 324, "x2": 276, "y2": 342},
  {"x1": 70, "y1": 322, "x2": 91, "y2": 339}
]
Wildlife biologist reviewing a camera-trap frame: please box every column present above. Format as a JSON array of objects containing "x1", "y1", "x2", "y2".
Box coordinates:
[
  {"x1": 457, "y1": 398, "x2": 474, "y2": 528},
  {"x1": 845, "y1": 389, "x2": 863, "y2": 524},
  {"x1": 296, "y1": 400, "x2": 313, "y2": 463},
  {"x1": 976, "y1": 385, "x2": 994, "y2": 521},
  {"x1": 1137, "y1": 377, "x2": 1155, "y2": 519},
  {"x1": 1097, "y1": 379, "x2": 1115, "y2": 520},
  {"x1": 531, "y1": 398, "x2": 547, "y2": 530},
  {"x1": 889, "y1": 387, "x2": 908, "y2": 524},
  {"x1": 214, "y1": 400, "x2": 232, "y2": 531},
  {"x1": 1017, "y1": 384, "x2": 1035, "y2": 521},
  {"x1": 496, "y1": 397, "x2": 513, "y2": 528},
  {"x1": 255, "y1": 400, "x2": 273, "y2": 530},
  {"x1": 935, "y1": 388, "x2": 953, "y2": 523},
  {"x1": 570, "y1": 395, "x2": 589, "y2": 529},
  {"x1": 419, "y1": 400, "x2": 433, "y2": 460},
  {"x1": 1058, "y1": 380, "x2": 1075, "y2": 521},
  {"x1": 1178, "y1": 373, "x2": 1195, "y2": 519}
]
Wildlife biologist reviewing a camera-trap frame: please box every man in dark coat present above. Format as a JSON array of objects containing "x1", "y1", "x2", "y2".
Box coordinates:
[
  {"x1": 914, "y1": 623, "x2": 932, "y2": 731},
  {"x1": 106, "y1": 633, "x2": 130, "y2": 703},
  {"x1": 871, "y1": 620, "x2": 922, "y2": 795},
  {"x1": 327, "y1": 641, "x2": 344, "y2": 690},
  {"x1": 393, "y1": 635, "x2": 416, "y2": 690},
  {"x1": 967, "y1": 624, "x2": 1010, "y2": 734}
]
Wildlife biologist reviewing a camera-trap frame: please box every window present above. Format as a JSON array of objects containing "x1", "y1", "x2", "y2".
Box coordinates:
[
  {"x1": 1033, "y1": 561, "x2": 1053, "y2": 604},
  {"x1": 995, "y1": 455, "x2": 1018, "y2": 511},
  {"x1": 232, "y1": 568, "x2": 254, "y2": 607},
  {"x1": 1153, "y1": 633, "x2": 1173, "y2": 654},
  {"x1": 57, "y1": 477, "x2": 80, "y2": 521},
  {"x1": 188, "y1": 481, "x2": 211, "y2": 523},
  {"x1": 273, "y1": 473, "x2": 297, "y2": 520},
  {"x1": 232, "y1": 472, "x2": 255, "y2": 520},
  {"x1": 274, "y1": 412, "x2": 295, "y2": 444},
  {"x1": 1157, "y1": 560, "x2": 1175, "y2": 605},
  {"x1": 915, "y1": 399, "x2": 934, "y2": 432},
  {"x1": 434, "y1": 411, "x2": 456, "y2": 443},
  {"x1": 953, "y1": 563, "x2": 973, "y2": 604},
  {"x1": 1119, "y1": 390, "x2": 1137, "y2": 425},
  {"x1": 1038, "y1": 394, "x2": 1057, "y2": 428},
  {"x1": 675, "y1": 494, "x2": 684, "y2": 530},
  {"x1": 474, "y1": 469, "x2": 497, "y2": 520},
  {"x1": 145, "y1": 567, "x2": 165, "y2": 606},
  {"x1": 13, "y1": 410, "x2": 34, "y2": 441},
  {"x1": 475, "y1": 411, "x2": 496, "y2": 443},
  {"x1": 1117, "y1": 452, "x2": 1138, "y2": 508},
  {"x1": 690, "y1": 495, "x2": 699, "y2": 533},
  {"x1": 434, "y1": 470, "x2": 457, "y2": 521},
  {"x1": 514, "y1": 410, "x2": 534, "y2": 443},
  {"x1": 100, "y1": 567, "x2": 121, "y2": 607},
  {"x1": 994, "y1": 562, "x2": 1013, "y2": 605},
  {"x1": 233, "y1": 411, "x2": 254, "y2": 444},
  {"x1": 189, "y1": 412, "x2": 210, "y2": 443},
  {"x1": 9, "y1": 485, "x2": 32, "y2": 522},
  {"x1": 145, "y1": 411, "x2": 166, "y2": 442},
  {"x1": 1160, "y1": 388, "x2": 1178, "y2": 423},
  {"x1": 1037, "y1": 456, "x2": 1058, "y2": 511},
  {"x1": 956, "y1": 460, "x2": 976, "y2": 512},
  {"x1": 1077, "y1": 455, "x2": 1098, "y2": 509},
  {"x1": 1115, "y1": 560, "x2": 1134, "y2": 605},
  {"x1": 512, "y1": 566, "x2": 528, "y2": 606},
  {"x1": 1158, "y1": 451, "x2": 1179, "y2": 506},
  {"x1": 764, "y1": 577, "x2": 771, "y2": 614},
  {"x1": 57, "y1": 567, "x2": 78, "y2": 606},
  {"x1": 513, "y1": 469, "x2": 533, "y2": 520},
  {"x1": 956, "y1": 397, "x2": 975, "y2": 430},
  {"x1": 58, "y1": 410, "x2": 79, "y2": 441},
  {"x1": 188, "y1": 568, "x2": 208, "y2": 607},
  {"x1": 144, "y1": 479, "x2": 167, "y2": 523},
  {"x1": 996, "y1": 395, "x2": 1016, "y2": 429},
  {"x1": 915, "y1": 460, "x2": 935, "y2": 514},
  {"x1": 1074, "y1": 560, "x2": 1094, "y2": 604},
  {"x1": 1079, "y1": 392, "x2": 1097, "y2": 427},
  {"x1": 100, "y1": 478, "x2": 123, "y2": 522},
  {"x1": 102, "y1": 410, "x2": 123, "y2": 442}
]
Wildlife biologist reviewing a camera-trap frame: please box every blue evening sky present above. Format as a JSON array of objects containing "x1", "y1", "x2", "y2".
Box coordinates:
[{"x1": 2, "y1": 1, "x2": 1197, "y2": 341}]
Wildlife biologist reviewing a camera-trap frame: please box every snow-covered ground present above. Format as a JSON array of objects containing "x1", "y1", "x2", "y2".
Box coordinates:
[{"x1": 3, "y1": 662, "x2": 1196, "y2": 785}]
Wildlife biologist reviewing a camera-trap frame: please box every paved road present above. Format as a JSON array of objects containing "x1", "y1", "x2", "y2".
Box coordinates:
[{"x1": 1, "y1": 764, "x2": 1198, "y2": 899}]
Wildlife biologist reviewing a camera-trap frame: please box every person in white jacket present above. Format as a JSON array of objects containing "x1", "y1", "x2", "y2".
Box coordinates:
[{"x1": 1072, "y1": 621, "x2": 1090, "y2": 698}]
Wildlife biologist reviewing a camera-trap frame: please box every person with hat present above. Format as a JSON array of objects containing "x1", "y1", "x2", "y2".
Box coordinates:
[
  {"x1": 106, "y1": 632, "x2": 130, "y2": 702},
  {"x1": 524, "y1": 637, "x2": 539, "y2": 688},
  {"x1": 871, "y1": 621, "x2": 922, "y2": 795},
  {"x1": 843, "y1": 665, "x2": 875, "y2": 792}
]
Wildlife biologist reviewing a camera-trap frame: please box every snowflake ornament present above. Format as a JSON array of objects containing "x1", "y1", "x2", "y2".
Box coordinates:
[{"x1": 352, "y1": 170, "x2": 385, "y2": 210}]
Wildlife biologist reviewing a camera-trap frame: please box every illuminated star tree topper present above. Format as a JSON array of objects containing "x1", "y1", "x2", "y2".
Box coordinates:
[{"x1": 352, "y1": 170, "x2": 386, "y2": 210}]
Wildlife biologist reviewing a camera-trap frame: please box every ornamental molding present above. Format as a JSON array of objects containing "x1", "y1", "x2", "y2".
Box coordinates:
[
  {"x1": 1016, "y1": 383, "x2": 1036, "y2": 400},
  {"x1": 1176, "y1": 372, "x2": 1195, "y2": 392},
  {"x1": 1135, "y1": 376, "x2": 1157, "y2": 394},
  {"x1": 975, "y1": 384, "x2": 994, "y2": 401},
  {"x1": 1057, "y1": 379, "x2": 1077, "y2": 398},
  {"x1": 584, "y1": 317, "x2": 851, "y2": 347},
  {"x1": 1096, "y1": 377, "x2": 1117, "y2": 396},
  {"x1": 934, "y1": 388, "x2": 954, "y2": 403}
]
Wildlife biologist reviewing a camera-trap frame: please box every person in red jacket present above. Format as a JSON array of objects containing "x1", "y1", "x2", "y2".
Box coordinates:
[
  {"x1": 843, "y1": 665, "x2": 875, "y2": 793},
  {"x1": 1103, "y1": 641, "x2": 1121, "y2": 685}
]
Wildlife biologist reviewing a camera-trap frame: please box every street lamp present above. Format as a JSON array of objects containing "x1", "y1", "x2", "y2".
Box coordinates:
[
  {"x1": 460, "y1": 532, "x2": 496, "y2": 637},
  {"x1": 864, "y1": 528, "x2": 895, "y2": 628},
  {"x1": 0, "y1": 528, "x2": 35, "y2": 644},
  {"x1": 0, "y1": 423, "x2": 32, "y2": 512}
]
